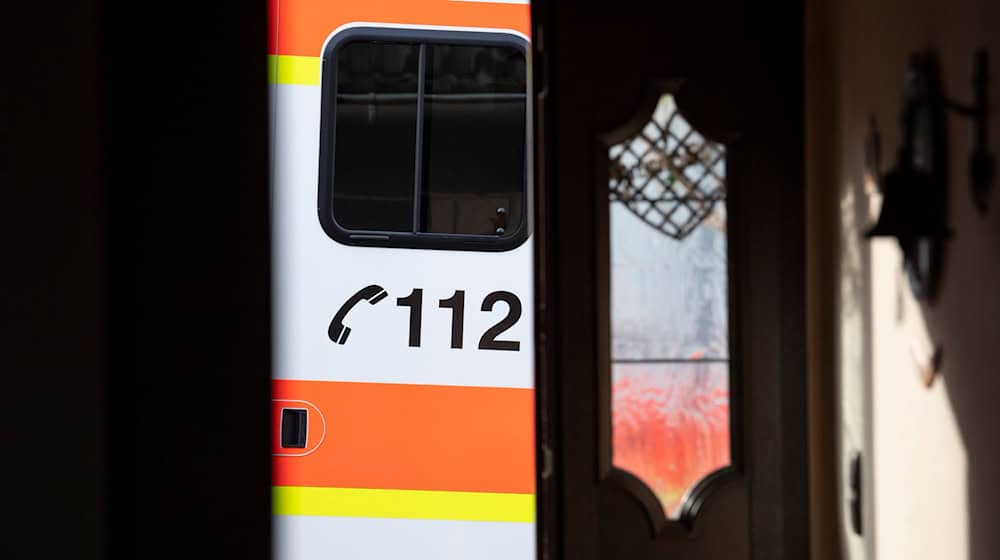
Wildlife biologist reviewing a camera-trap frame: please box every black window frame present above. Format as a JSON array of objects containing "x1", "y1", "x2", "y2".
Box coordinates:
[{"x1": 318, "y1": 27, "x2": 530, "y2": 252}]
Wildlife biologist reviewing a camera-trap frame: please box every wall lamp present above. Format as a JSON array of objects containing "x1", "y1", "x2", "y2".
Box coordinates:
[{"x1": 865, "y1": 50, "x2": 991, "y2": 302}]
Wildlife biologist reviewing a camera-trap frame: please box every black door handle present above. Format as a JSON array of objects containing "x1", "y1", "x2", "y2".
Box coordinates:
[{"x1": 280, "y1": 408, "x2": 308, "y2": 449}]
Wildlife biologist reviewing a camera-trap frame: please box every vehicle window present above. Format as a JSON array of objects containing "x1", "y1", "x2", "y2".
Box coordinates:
[{"x1": 321, "y1": 32, "x2": 528, "y2": 250}]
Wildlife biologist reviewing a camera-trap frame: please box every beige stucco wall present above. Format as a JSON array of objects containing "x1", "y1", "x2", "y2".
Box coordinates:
[{"x1": 810, "y1": 1, "x2": 1000, "y2": 559}]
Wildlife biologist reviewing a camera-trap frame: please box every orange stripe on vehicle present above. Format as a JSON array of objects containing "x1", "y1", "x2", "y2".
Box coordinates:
[
  {"x1": 273, "y1": 0, "x2": 531, "y2": 56},
  {"x1": 272, "y1": 380, "x2": 535, "y2": 494}
]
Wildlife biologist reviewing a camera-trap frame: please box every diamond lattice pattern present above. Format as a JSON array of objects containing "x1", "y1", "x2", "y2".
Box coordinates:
[{"x1": 609, "y1": 95, "x2": 726, "y2": 240}]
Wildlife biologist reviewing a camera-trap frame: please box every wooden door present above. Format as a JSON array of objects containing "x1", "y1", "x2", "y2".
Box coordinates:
[{"x1": 531, "y1": 1, "x2": 809, "y2": 559}]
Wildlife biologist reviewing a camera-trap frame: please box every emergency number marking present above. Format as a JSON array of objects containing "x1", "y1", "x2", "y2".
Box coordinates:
[{"x1": 329, "y1": 286, "x2": 522, "y2": 351}]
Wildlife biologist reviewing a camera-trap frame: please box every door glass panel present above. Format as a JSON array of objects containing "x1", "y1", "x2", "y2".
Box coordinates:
[{"x1": 608, "y1": 94, "x2": 730, "y2": 518}]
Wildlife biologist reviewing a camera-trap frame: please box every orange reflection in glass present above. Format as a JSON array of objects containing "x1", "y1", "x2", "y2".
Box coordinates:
[{"x1": 612, "y1": 364, "x2": 730, "y2": 517}]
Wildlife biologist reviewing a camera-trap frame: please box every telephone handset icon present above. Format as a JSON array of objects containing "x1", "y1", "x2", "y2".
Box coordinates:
[{"x1": 328, "y1": 284, "x2": 388, "y2": 344}]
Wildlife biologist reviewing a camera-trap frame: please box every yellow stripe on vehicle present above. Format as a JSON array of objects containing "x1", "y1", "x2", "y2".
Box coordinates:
[
  {"x1": 268, "y1": 55, "x2": 321, "y2": 86},
  {"x1": 273, "y1": 486, "x2": 535, "y2": 523}
]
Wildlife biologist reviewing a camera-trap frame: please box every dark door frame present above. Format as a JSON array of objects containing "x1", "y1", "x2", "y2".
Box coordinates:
[{"x1": 8, "y1": 0, "x2": 274, "y2": 557}]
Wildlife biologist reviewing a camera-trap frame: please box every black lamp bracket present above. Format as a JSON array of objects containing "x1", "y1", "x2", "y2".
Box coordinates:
[{"x1": 942, "y1": 51, "x2": 992, "y2": 213}]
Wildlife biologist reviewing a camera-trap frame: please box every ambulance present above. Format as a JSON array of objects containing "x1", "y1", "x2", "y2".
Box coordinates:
[{"x1": 269, "y1": 0, "x2": 534, "y2": 558}]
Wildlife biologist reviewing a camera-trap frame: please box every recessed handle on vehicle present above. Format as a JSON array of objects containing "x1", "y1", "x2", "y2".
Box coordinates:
[{"x1": 280, "y1": 408, "x2": 308, "y2": 449}]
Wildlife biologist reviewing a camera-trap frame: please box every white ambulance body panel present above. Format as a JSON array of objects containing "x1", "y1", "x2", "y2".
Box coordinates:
[{"x1": 270, "y1": 6, "x2": 535, "y2": 559}]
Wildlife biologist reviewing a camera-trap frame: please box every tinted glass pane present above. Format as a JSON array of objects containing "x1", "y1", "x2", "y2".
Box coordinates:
[
  {"x1": 420, "y1": 44, "x2": 526, "y2": 236},
  {"x1": 608, "y1": 94, "x2": 730, "y2": 518},
  {"x1": 333, "y1": 41, "x2": 418, "y2": 232}
]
